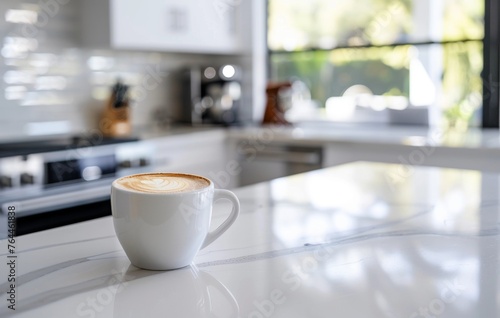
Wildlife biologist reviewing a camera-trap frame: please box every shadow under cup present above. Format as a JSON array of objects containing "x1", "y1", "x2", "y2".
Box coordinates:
[{"x1": 111, "y1": 172, "x2": 240, "y2": 270}]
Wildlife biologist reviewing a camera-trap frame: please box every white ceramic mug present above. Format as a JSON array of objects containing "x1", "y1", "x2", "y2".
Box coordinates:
[{"x1": 111, "y1": 172, "x2": 240, "y2": 270}]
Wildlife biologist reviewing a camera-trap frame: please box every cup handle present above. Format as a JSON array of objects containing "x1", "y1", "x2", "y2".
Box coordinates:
[{"x1": 201, "y1": 189, "x2": 240, "y2": 249}]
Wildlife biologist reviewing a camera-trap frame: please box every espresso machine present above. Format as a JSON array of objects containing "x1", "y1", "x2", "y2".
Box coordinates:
[{"x1": 181, "y1": 65, "x2": 242, "y2": 126}]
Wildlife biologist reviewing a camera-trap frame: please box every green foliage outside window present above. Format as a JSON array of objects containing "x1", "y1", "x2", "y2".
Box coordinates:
[{"x1": 269, "y1": 0, "x2": 484, "y2": 128}]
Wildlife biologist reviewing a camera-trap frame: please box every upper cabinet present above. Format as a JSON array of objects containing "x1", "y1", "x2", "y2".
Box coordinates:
[{"x1": 80, "y1": 0, "x2": 244, "y2": 54}]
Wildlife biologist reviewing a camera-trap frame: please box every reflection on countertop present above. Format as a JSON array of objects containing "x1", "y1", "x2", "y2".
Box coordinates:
[
  {"x1": 113, "y1": 264, "x2": 239, "y2": 317},
  {"x1": 0, "y1": 162, "x2": 498, "y2": 317}
]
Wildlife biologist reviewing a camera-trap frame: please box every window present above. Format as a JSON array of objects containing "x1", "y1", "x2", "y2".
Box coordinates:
[{"x1": 268, "y1": 0, "x2": 491, "y2": 128}]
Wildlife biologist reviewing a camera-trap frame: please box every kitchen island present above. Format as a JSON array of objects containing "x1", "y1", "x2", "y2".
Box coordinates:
[
  {"x1": 0, "y1": 162, "x2": 499, "y2": 317},
  {"x1": 228, "y1": 123, "x2": 500, "y2": 171},
  {"x1": 227, "y1": 124, "x2": 500, "y2": 186}
]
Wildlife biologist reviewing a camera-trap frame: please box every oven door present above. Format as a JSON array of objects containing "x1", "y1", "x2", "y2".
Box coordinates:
[
  {"x1": 0, "y1": 178, "x2": 114, "y2": 237},
  {"x1": 0, "y1": 139, "x2": 155, "y2": 237},
  {"x1": 15, "y1": 198, "x2": 112, "y2": 236}
]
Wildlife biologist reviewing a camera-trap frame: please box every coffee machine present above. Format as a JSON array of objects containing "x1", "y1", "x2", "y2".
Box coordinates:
[{"x1": 181, "y1": 65, "x2": 242, "y2": 126}]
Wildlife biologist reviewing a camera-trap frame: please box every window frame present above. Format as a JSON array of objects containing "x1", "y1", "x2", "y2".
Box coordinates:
[
  {"x1": 482, "y1": 0, "x2": 500, "y2": 128},
  {"x1": 267, "y1": 0, "x2": 500, "y2": 128}
]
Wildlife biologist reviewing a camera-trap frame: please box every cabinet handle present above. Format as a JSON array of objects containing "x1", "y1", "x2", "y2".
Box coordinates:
[{"x1": 239, "y1": 148, "x2": 322, "y2": 165}]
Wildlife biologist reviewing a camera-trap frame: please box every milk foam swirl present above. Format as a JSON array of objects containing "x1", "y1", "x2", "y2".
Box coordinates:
[{"x1": 115, "y1": 173, "x2": 210, "y2": 193}]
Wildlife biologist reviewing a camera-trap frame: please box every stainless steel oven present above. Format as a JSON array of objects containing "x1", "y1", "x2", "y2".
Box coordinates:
[{"x1": 0, "y1": 136, "x2": 156, "y2": 237}]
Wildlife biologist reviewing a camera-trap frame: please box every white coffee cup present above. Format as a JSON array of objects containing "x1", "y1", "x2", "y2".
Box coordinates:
[{"x1": 111, "y1": 172, "x2": 240, "y2": 270}]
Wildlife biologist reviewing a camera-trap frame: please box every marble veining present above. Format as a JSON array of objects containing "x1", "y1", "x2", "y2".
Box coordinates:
[
  {"x1": 196, "y1": 227, "x2": 499, "y2": 268},
  {"x1": 0, "y1": 235, "x2": 117, "y2": 257}
]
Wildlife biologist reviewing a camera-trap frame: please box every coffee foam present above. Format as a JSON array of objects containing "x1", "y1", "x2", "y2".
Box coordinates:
[{"x1": 114, "y1": 173, "x2": 210, "y2": 194}]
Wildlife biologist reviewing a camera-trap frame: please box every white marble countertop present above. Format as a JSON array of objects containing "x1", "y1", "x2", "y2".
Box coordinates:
[
  {"x1": 228, "y1": 123, "x2": 500, "y2": 151},
  {"x1": 5, "y1": 121, "x2": 500, "y2": 151},
  {"x1": 1, "y1": 162, "x2": 499, "y2": 317}
]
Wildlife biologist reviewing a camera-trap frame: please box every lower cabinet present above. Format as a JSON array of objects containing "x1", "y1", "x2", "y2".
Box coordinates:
[
  {"x1": 151, "y1": 130, "x2": 238, "y2": 189},
  {"x1": 234, "y1": 141, "x2": 324, "y2": 186}
]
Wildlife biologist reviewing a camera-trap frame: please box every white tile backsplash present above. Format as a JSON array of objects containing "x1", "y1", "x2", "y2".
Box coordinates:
[{"x1": 0, "y1": 0, "x2": 241, "y2": 141}]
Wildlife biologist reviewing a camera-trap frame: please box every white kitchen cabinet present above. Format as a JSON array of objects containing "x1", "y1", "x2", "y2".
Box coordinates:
[{"x1": 80, "y1": 0, "x2": 244, "y2": 54}]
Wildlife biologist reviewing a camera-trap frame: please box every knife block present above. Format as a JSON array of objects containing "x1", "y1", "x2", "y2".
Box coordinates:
[{"x1": 100, "y1": 90, "x2": 131, "y2": 138}]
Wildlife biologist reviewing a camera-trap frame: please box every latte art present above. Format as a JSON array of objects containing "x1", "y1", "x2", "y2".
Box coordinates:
[{"x1": 115, "y1": 173, "x2": 210, "y2": 194}]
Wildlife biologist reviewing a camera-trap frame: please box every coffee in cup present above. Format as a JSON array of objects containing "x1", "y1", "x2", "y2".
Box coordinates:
[
  {"x1": 111, "y1": 172, "x2": 240, "y2": 270},
  {"x1": 114, "y1": 173, "x2": 210, "y2": 194}
]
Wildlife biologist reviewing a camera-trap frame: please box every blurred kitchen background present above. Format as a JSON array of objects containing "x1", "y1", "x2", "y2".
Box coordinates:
[
  {"x1": 0, "y1": 0, "x2": 498, "y2": 235},
  {"x1": 0, "y1": 0, "x2": 494, "y2": 137},
  {"x1": 0, "y1": 0, "x2": 264, "y2": 140}
]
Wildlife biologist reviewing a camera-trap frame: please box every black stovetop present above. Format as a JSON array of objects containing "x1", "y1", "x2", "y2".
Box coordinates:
[{"x1": 0, "y1": 135, "x2": 139, "y2": 158}]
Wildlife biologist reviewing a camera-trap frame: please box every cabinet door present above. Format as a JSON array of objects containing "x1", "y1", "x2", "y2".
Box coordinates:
[{"x1": 110, "y1": 0, "x2": 241, "y2": 53}]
